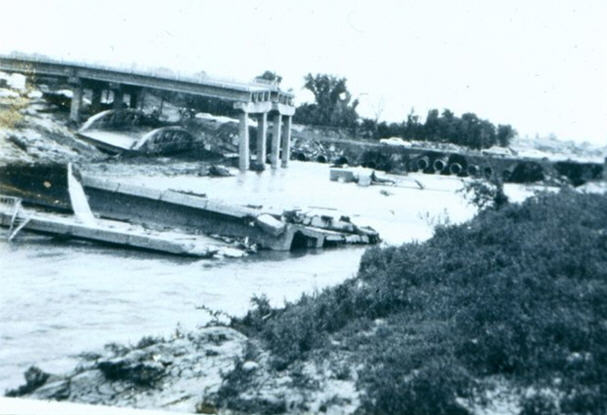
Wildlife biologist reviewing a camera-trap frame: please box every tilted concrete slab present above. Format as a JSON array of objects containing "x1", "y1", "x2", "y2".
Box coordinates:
[{"x1": 0, "y1": 207, "x2": 235, "y2": 258}]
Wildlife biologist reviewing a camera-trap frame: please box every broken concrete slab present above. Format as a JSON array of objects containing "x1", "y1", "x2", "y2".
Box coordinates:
[
  {"x1": 1, "y1": 163, "x2": 380, "y2": 253},
  {"x1": 329, "y1": 168, "x2": 356, "y2": 183},
  {"x1": 255, "y1": 214, "x2": 286, "y2": 237},
  {"x1": 0, "y1": 199, "x2": 241, "y2": 258}
]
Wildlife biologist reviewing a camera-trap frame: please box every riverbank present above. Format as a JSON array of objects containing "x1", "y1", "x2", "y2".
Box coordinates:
[
  {"x1": 0, "y1": 161, "x2": 482, "y2": 396},
  {"x1": 4, "y1": 69, "x2": 607, "y2": 414},
  {"x1": 8, "y1": 188, "x2": 607, "y2": 415}
]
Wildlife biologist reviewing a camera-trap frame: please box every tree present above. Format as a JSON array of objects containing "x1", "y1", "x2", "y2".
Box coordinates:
[
  {"x1": 293, "y1": 73, "x2": 359, "y2": 128},
  {"x1": 404, "y1": 108, "x2": 421, "y2": 139},
  {"x1": 255, "y1": 70, "x2": 282, "y2": 85},
  {"x1": 497, "y1": 124, "x2": 516, "y2": 147},
  {"x1": 424, "y1": 109, "x2": 441, "y2": 141}
]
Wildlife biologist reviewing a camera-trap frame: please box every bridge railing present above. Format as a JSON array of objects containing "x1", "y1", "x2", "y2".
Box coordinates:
[{"x1": 0, "y1": 52, "x2": 293, "y2": 98}]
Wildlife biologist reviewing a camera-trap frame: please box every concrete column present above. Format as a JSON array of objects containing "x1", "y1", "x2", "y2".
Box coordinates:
[
  {"x1": 239, "y1": 110, "x2": 250, "y2": 172},
  {"x1": 90, "y1": 88, "x2": 102, "y2": 113},
  {"x1": 257, "y1": 112, "x2": 268, "y2": 168},
  {"x1": 271, "y1": 113, "x2": 282, "y2": 169},
  {"x1": 112, "y1": 88, "x2": 124, "y2": 110},
  {"x1": 136, "y1": 89, "x2": 146, "y2": 110},
  {"x1": 281, "y1": 115, "x2": 292, "y2": 168},
  {"x1": 69, "y1": 84, "x2": 83, "y2": 123},
  {"x1": 129, "y1": 91, "x2": 138, "y2": 108}
]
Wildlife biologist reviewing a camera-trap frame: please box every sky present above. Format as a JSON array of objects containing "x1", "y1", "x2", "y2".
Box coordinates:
[{"x1": 1, "y1": 0, "x2": 605, "y2": 145}]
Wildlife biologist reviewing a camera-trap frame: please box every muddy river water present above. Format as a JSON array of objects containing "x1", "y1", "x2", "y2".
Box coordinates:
[{"x1": 1, "y1": 161, "x2": 533, "y2": 393}]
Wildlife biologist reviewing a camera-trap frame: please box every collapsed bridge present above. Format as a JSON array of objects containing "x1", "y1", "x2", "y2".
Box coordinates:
[{"x1": 0, "y1": 54, "x2": 295, "y2": 172}]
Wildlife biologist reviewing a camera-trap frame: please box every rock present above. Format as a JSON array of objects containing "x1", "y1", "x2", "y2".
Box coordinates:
[
  {"x1": 27, "y1": 90, "x2": 43, "y2": 99},
  {"x1": 250, "y1": 161, "x2": 265, "y2": 172},
  {"x1": 329, "y1": 168, "x2": 356, "y2": 183},
  {"x1": 208, "y1": 164, "x2": 232, "y2": 177},
  {"x1": 196, "y1": 400, "x2": 219, "y2": 414},
  {"x1": 357, "y1": 174, "x2": 371, "y2": 186},
  {"x1": 0, "y1": 72, "x2": 26, "y2": 91},
  {"x1": 5, "y1": 366, "x2": 50, "y2": 397},
  {"x1": 0, "y1": 88, "x2": 19, "y2": 98},
  {"x1": 241, "y1": 361, "x2": 259, "y2": 372},
  {"x1": 32, "y1": 378, "x2": 71, "y2": 400},
  {"x1": 97, "y1": 358, "x2": 165, "y2": 387},
  {"x1": 8, "y1": 73, "x2": 27, "y2": 91}
]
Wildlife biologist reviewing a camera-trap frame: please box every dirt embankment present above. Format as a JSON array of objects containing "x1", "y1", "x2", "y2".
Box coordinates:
[{"x1": 0, "y1": 72, "x2": 232, "y2": 179}]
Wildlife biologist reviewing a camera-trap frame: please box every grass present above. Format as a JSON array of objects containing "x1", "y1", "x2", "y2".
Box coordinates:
[
  {"x1": 232, "y1": 189, "x2": 607, "y2": 414},
  {"x1": 0, "y1": 95, "x2": 29, "y2": 129}
]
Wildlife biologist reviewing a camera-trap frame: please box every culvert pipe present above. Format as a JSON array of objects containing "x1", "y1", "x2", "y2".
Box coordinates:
[
  {"x1": 467, "y1": 164, "x2": 480, "y2": 177},
  {"x1": 449, "y1": 162, "x2": 462, "y2": 175},
  {"x1": 433, "y1": 156, "x2": 449, "y2": 172},
  {"x1": 483, "y1": 166, "x2": 494, "y2": 179},
  {"x1": 416, "y1": 156, "x2": 430, "y2": 171},
  {"x1": 502, "y1": 167, "x2": 515, "y2": 181}
]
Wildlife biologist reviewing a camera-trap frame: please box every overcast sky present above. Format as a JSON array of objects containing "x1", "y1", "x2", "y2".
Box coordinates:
[{"x1": 1, "y1": 0, "x2": 605, "y2": 145}]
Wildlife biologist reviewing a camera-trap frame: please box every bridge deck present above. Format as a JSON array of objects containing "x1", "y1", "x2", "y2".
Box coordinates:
[{"x1": 0, "y1": 55, "x2": 291, "y2": 103}]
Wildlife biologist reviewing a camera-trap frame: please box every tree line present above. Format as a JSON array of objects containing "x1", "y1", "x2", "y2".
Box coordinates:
[{"x1": 288, "y1": 73, "x2": 516, "y2": 149}]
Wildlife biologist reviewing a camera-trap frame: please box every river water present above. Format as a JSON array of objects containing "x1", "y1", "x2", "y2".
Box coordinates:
[{"x1": 0, "y1": 162, "x2": 485, "y2": 393}]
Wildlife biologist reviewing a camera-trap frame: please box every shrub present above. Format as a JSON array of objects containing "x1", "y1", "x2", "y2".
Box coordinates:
[{"x1": 236, "y1": 190, "x2": 607, "y2": 414}]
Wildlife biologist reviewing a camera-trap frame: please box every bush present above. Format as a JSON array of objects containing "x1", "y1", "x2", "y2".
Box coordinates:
[{"x1": 236, "y1": 190, "x2": 607, "y2": 414}]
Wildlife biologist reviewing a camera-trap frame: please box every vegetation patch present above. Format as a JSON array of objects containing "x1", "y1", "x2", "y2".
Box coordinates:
[
  {"x1": 234, "y1": 190, "x2": 607, "y2": 414},
  {"x1": 0, "y1": 95, "x2": 29, "y2": 129}
]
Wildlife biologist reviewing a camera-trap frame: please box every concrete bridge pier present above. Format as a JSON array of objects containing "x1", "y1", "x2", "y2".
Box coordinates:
[
  {"x1": 234, "y1": 101, "x2": 273, "y2": 172},
  {"x1": 271, "y1": 113, "x2": 282, "y2": 169},
  {"x1": 281, "y1": 115, "x2": 292, "y2": 168},
  {"x1": 135, "y1": 89, "x2": 146, "y2": 110},
  {"x1": 256, "y1": 111, "x2": 268, "y2": 168},
  {"x1": 69, "y1": 78, "x2": 83, "y2": 123},
  {"x1": 110, "y1": 84, "x2": 124, "y2": 110},
  {"x1": 129, "y1": 92, "x2": 137, "y2": 108},
  {"x1": 238, "y1": 110, "x2": 250, "y2": 172},
  {"x1": 90, "y1": 88, "x2": 102, "y2": 113}
]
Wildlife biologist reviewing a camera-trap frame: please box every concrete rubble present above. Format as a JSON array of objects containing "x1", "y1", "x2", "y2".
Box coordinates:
[
  {"x1": 6, "y1": 327, "x2": 248, "y2": 412},
  {"x1": 0, "y1": 162, "x2": 380, "y2": 254},
  {"x1": 6, "y1": 326, "x2": 361, "y2": 415}
]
